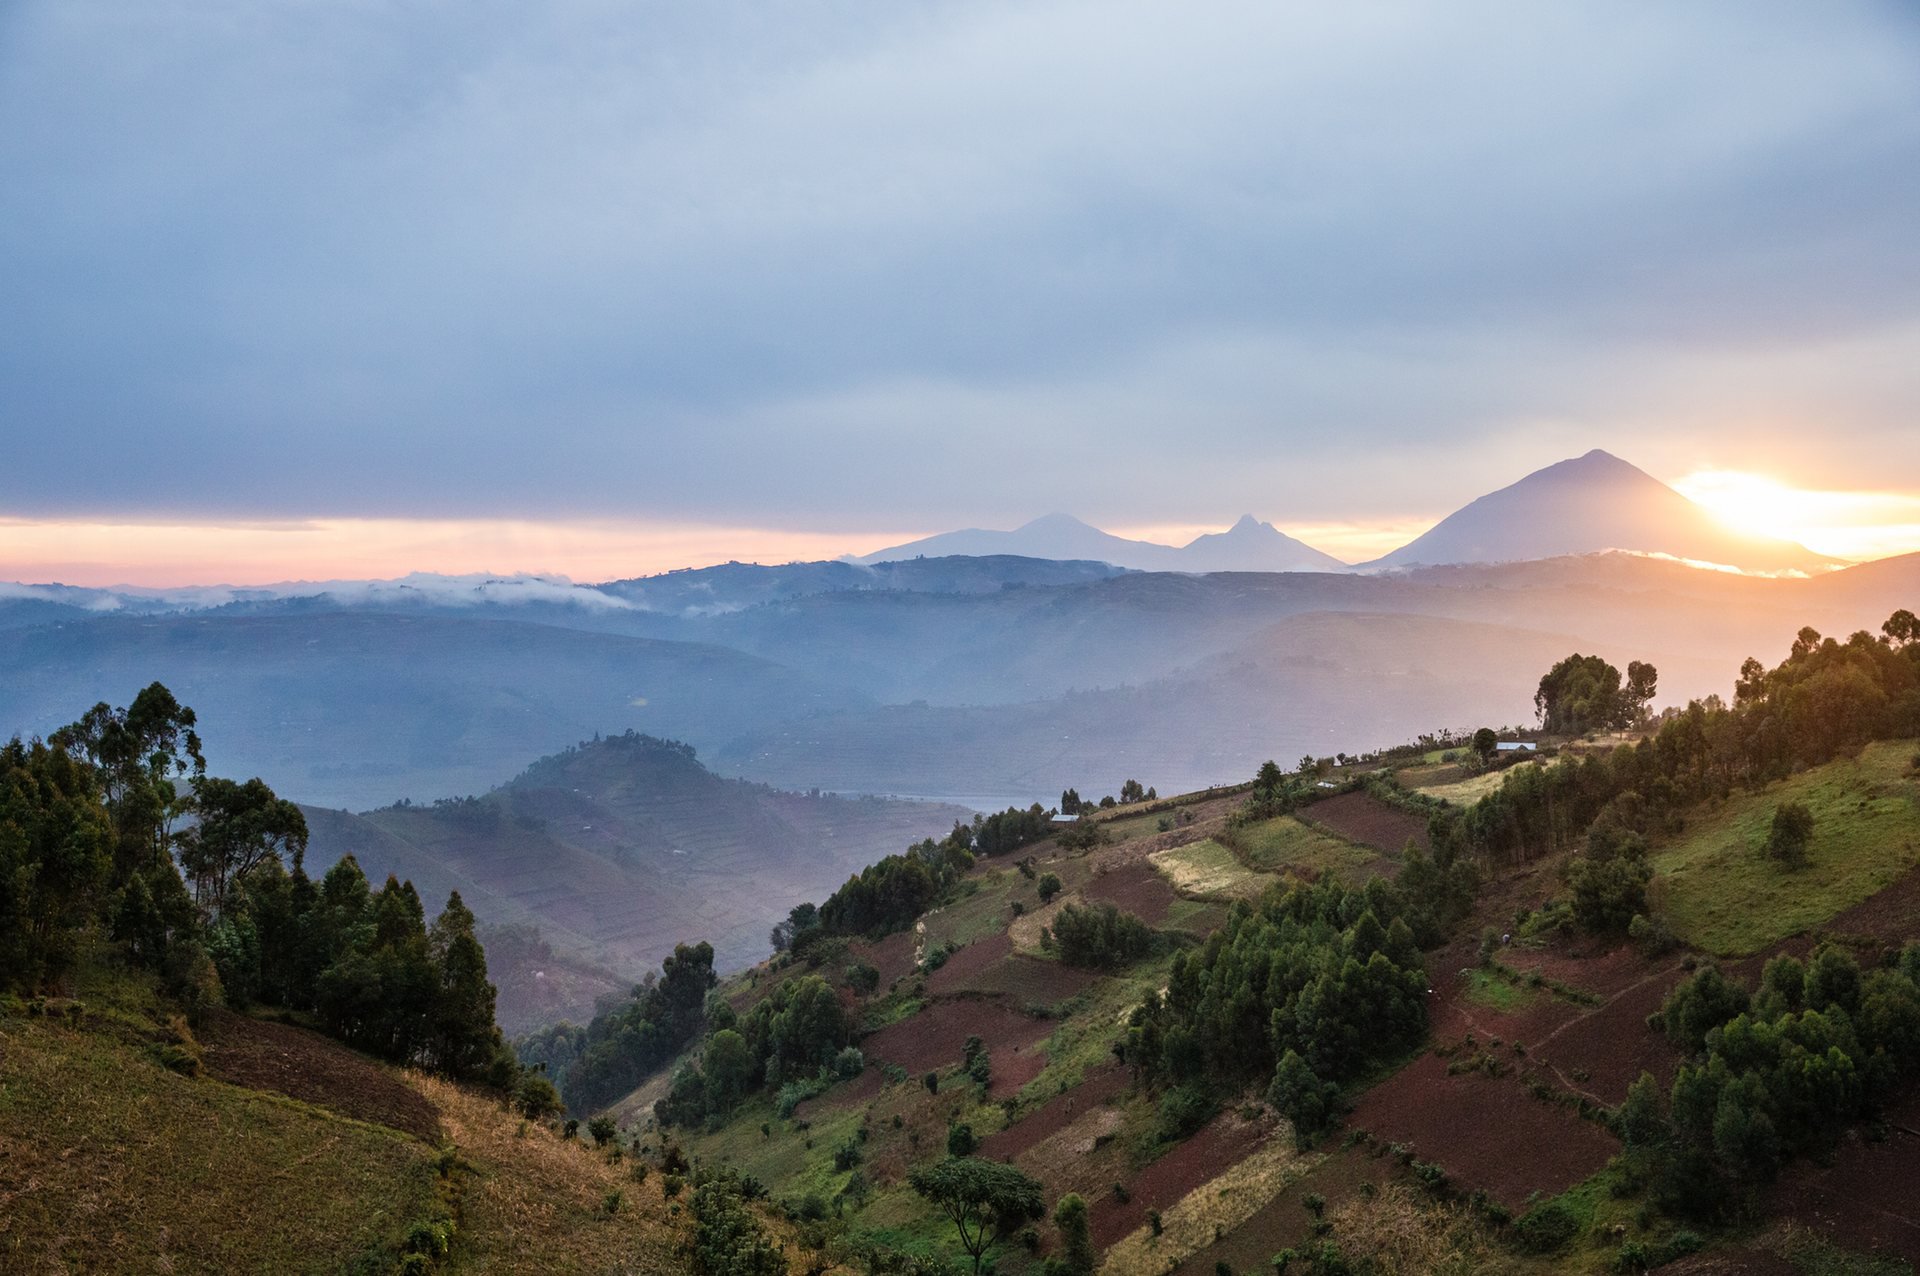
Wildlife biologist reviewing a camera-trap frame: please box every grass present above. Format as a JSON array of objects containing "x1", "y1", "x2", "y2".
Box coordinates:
[
  {"x1": 1147, "y1": 838, "x2": 1269, "y2": 899},
  {"x1": 1460, "y1": 967, "x2": 1536, "y2": 1014},
  {"x1": 1650, "y1": 740, "x2": 1920, "y2": 956},
  {"x1": 1229, "y1": 814, "x2": 1379, "y2": 881},
  {"x1": 0, "y1": 989, "x2": 440, "y2": 1275},
  {"x1": 1017, "y1": 954, "x2": 1173, "y2": 1111},
  {"x1": 920, "y1": 867, "x2": 1026, "y2": 949},
  {"x1": 1415, "y1": 763, "x2": 1541, "y2": 806},
  {"x1": 412, "y1": 1073, "x2": 690, "y2": 1274}
]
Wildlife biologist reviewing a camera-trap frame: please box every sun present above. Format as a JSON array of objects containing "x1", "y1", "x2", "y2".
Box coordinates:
[
  {"x1": 1671, "y1": 470, "x2": 1808, "y2": 541},
  {"x1": 1671, "y1": 470, "x2": 1920, "y2": 563}
]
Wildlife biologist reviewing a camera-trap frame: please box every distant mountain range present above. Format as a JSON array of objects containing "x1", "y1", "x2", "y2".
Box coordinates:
[
  {"x1": 861, "y1": 511, "x2": 1350, "y2": 573},
  {"x1": 1364, "y1": 449, "x2": 1838, "y2": 574},
  {"x1": 857, "y1": 450, "x2": 1839, "y2": 577}
]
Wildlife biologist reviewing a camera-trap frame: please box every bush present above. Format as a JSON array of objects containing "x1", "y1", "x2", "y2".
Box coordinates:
[
  {"x1": 1765, "y1": 800, "x2": 1815, "y2": 867},
  {"x1": 1157, "y1": 1084, "x2": 1217, "y2": 1141},
  {"x1": 834, "y1": 1046, "x2": 866, "y2": 1079},
  {"x1": 1037, "y1": 873, "x2": 1063, "y2": 903},
  {"x1": 587, "y1": 1115, "x2": 618, "y2": 1147},
  {"x1": 1511, "y1": 1199, "x2": 1579, "y2": 1253}
]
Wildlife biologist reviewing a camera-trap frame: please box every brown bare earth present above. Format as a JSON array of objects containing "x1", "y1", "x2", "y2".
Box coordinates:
[
  {"x1": 197, "y1": 1009, "x2": 443, "y2": 1143},
  {"x1": 1300, "y1": 791, "x2": 1430, "y2": 853},
  {"x1": 1088, "y1": 1110, "x2": 1273, "y2": 1247},
  {"x1": 927, "y1": 932, "x2": 1012, "y2": 995},
  {"x1": 935, "y1": 948, "x2": 1100, "y2": 1007},
  {"x1": 851, "y1": 929, "x2": 920, "y2": 989},
  {"x1": 980, "y1": 1061, "x2": 1130, "y2": 1161},
  {"x1": 861, "y1": 998, "x2": 1055, "y2": 1094},
  {"x1": 1824, "y1": 859, "x2": 1920, "y2": 950},
  {"x1": 1081, "y1": 861, "x2": 1178, "y2": 922},
  {"x1": 1348, "y1": 1056, "x2": 1619, "y2": 1211},
  {"x1": 1769, "y1": 1089, "x2": 1920, "y2": 1265}
]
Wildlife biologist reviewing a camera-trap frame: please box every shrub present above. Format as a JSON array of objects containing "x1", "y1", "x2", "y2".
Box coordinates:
[
  {"x1": 1037, "y1": 873, "x2": 1063, "y2": 903},
  {"x1": 834, "y1": 1046, "x2": 866, "y2": 1079},
  {"x1": 587, "y1": 1115, "x2": 618, "y2": 1147},
  {"x1": 1511, "y1": 1199, "x2": 1579, "y2": 1253},
  {"x1": 1157, "y1": 1084, "x2": 1217, "y2": 1141},
  {"x1": 1765, "y1": 800, "x2": 1814, "y2": 867}
]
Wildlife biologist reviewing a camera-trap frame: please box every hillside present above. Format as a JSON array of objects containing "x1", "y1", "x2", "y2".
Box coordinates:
[
  {"x1": 1367, "y1": 449, "x2": 1836, "y2": 574},
  {"x1": 302, "y1": 732, "x2": 973, "y2": 1031},
  {"x1": 553, "y1": 626, "x2": 1920, "y2": 1276},
  {"x1": 0, "y1": 964, "x2": 735, "y2": 1274}
]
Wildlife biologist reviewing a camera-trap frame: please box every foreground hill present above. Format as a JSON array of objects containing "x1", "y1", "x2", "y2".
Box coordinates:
[
  {"x1": 0, "y1": 964, "x2": 728, "y2": 1274},
  {"x1": 302, "y1": 732, "x2": 972, "y2": 1030}
]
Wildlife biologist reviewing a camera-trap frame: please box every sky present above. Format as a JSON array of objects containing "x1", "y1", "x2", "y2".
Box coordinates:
[{"x1": 4, "y1": 2, "x2": 1919, "y2": 585}]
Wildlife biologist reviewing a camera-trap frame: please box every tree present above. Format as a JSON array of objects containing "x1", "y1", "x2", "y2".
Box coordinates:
[
  {"x1": 427, "y1": 891, "x2": 501, "y2": 1079},
  {"x1": 1765, "y1": 801, "x2": 1814, "y2": 868},
  {"x1": 1883, "y1": 609, "x2": 1918, "y2": 648},
  {"x1": 1047, "y1": 1193, "x2": 1095, "y2": 1276},
  {"x1": 1535, "y1": 653, "x2": 1631, "y2": 734},
  {"x1": 176, "y1": 775, "x2": 308, "y2": 915},
  {"x1": 908, "y1": 1157, "x2": 1046, "y2": 1274},
  {"x1": 1036, "y1": 872, "x2": 1063, "y2": 903},
  {"x1": 1471, "y1": 728, "x2": 1498, "y2": 765},
  {"x1": 1624, "y1": 661, "x2": 1659, "y2": 725},
  {"x1": 1119, "y1": 779, "x2": 1145, "y2": 804},
  {"x1": 1060, "y1": 788, "x2": 1082, "y2": 815}
]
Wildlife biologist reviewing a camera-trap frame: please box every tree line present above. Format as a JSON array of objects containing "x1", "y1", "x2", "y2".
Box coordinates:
[
  {"x1": 1622, "y1": 942, "x2": 1920, "y2": 1219},
  {"x1": 0, "y1": 685, "x2": 537, "y2": 1099}
]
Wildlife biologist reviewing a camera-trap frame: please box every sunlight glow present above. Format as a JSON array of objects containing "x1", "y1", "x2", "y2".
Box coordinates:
[
  {"x1": 0, "y1": 517, "x2": 919, "y2": 589},
  {"x1": 1671, "y1": 471, "x2": 1920, "y2": 563}
]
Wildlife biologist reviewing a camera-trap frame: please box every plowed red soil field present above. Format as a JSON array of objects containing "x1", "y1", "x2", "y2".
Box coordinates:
[
  {"x1": 1082, "y1": 861, "x2": 1177, "y2": 922},
  {"x1": 197, "y1": 1010, "x2": 441, "y2": 1142},
  {"x1": 939, "y1": 951, "x2": 1099, "y2": 1007},
  {"x1": 1301, "y1": 791, "x2": 1429, "y2": 853},
  {"x1": 980, "y1": 1061, "x2": 1129, "y2": 1161},
  {"x1": 861, "y1": 998, "x2": 1055, "y2": 1099},
  {"x1": 927, "y1": 932, "x2": 1012, "y2": 995},
  {"x1": 1088, "y1": 1111, "x2": 1275, "y2": 1247},
  {"x1": 850, "y1": 930, "x2": 919, "y2": 989},
  {"x1": 1347, "y1": 1056, "x2": 1618, "y2": 1210}
]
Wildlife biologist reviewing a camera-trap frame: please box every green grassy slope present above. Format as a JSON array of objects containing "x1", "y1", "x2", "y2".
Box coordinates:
[{"x1": 1650, "y1": 739, "x2": 1920, "y2": 955}]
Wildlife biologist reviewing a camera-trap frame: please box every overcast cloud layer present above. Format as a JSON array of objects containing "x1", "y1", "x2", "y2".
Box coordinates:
[{"x1": 4, "y1": 1, "x2": 1918, "y2": 531}]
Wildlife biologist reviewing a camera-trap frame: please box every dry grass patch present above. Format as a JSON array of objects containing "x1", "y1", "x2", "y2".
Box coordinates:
[
  {"x1": 1320, "y1": 1182, "x2": 1527, "y2": 1276},
  {"x1": 1098, "y1": 1134, "x2": 1319, "y2": 1276},
  {"x1": 1147, "y1": 839, "x2": 1267, "y2": 900},
  {"x1": 409, "y1": 1072, "x2": 690, "y2": 1274}
]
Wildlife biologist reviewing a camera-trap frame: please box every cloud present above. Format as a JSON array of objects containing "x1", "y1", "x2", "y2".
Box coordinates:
[{"x1": 2, "y1": 1, "x2": 1917, "y2": 530}]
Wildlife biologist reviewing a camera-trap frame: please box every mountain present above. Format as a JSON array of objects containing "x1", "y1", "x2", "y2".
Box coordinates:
[
  {"x1": 301, "y1": 731, "x2": 972, "y2": 1030},
  {"x1": 1366, "y1": 449, "x2": 1838, "y2": 574},
  {"x1": 861, "y1": 511, "x2": 1349, "y2": 572}
]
